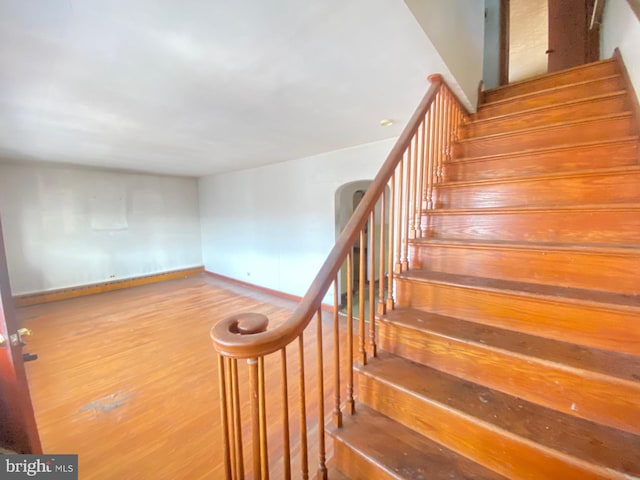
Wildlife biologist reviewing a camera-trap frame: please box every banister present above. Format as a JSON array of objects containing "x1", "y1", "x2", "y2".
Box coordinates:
[{"x1": 211, "y1": 74, "x2": 446, "y2": 359}]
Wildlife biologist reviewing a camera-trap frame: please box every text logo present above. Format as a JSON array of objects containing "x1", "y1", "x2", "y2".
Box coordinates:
[{"x1": 1, "y1": 455, "x2": 77, "y2": 479}]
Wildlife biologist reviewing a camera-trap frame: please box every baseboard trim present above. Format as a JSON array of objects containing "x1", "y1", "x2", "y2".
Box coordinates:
[
  {"x1": 205, "y1": 271, "x2": 333, "y2": 312},
  {"x1": 13, "y1": 266, "x2": 205, "y2": 307}
]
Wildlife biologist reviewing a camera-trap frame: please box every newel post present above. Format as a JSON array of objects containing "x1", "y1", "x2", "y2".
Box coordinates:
[{"x1": 212, "y1": 312, "x2": 269, "y2": 480}]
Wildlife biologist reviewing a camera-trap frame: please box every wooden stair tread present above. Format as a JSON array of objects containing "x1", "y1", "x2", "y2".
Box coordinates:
[
  {"x1": 448, "y1": 137, "x2": 639, "y2": 164},
  {"x1": 410, "y1": 237, "x2": 640, "y2": 254},
  {"x1": 359, "y1": 353, "x2": 640, "y2": 476},
  {"x1": 426, "y1": 202, "x2": 640, "y2": 214},
  {"x1": 397, "y1": 270, "x2": 640, "y2": 309},
  {"x1": 480, "y1": 74, "x2": 621, "y2": 109},
  {"x1": 483, "y1": 58, "x2": 616, "y2": 92},
  {"x1": 328, "y1": 404, "x2": 507, "y2": 480},
  {"x1": 469, "y1": 91, "x2": 627, "y2": 125},
  {"x1": 481, "y1": 58, "x2": 617, "y2": 102},
  {"x1": 455, "y1": 112, "x2": 632, "y2": 145},
  {"x1": 380, "y1": 307, "x2": 640, "y2": 383},
  {"x1": 438, "y1": 164, "x2": 640, "y2": 188}
]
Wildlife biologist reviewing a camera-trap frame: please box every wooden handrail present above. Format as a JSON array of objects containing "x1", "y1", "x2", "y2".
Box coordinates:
[
  {"x1": 212, "y1": 72, "x2": 471, "y2": 480},
  {"x1": 211, "y1": 74, "x2": 445, "y2": 358}
]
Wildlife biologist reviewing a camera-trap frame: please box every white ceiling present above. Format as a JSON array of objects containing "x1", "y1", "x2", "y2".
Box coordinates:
[{"x1": 0, "y1": 1, "x2": 447, "y2": 177}]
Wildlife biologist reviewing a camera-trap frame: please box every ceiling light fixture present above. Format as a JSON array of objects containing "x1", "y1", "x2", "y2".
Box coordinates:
[{"x1": 379, "y1": 119, "x2": 394, "y2": 127}]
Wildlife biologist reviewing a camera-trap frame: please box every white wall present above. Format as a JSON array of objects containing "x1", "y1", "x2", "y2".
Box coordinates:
[
  {"x1": 404, "y1": 0, "x2": 485, "y2": 110},
  {"x1": 601, "y1": 0, "x2": 640, "y2": 101},
  {"x1": 199, "y1": 138, "x2": 396, "y2": 302},
  {"x1": 483, "y1": 0, "x2": 501, "y2": 90},
  {"x1": 0, "y1": 162, "x2": 202, "y2": 295}
]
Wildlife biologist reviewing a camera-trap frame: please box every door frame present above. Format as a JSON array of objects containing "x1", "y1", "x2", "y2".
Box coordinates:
[
  {"x1": 0, "y1": 218, "x2": 41, "y2": 453},
  {"x1": 499, "y1": 0, "x2": 510, "y2": 85},
  {"x1": 498, "y1": 0, "x2": 603, "y2": 86}
]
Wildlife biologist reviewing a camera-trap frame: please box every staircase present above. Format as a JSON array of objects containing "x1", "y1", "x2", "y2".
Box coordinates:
[{"x1": 328, "y1": 58, "x2": 640, "y2": 479}]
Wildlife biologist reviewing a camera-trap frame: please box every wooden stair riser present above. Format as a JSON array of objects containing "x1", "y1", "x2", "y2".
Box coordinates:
[
  {"x1": 453, "y1": 116, "x2": 634, "y2": 158},
  {"x1": 482, "y1": 61, "x2": 618, "y2": 103},
  {"x1": 377, "y1": 320, "x2": 640, "y2": 434},
  {"x1": 358, "y1": 372, "x2": 618, "y2": 480},
  {"x1": 462, "y1": 95, "x2": 628, "y2": 139},
  {"x1": 393, "y1": 277, "x2": 640, "y2": 356},
  {"x1": 444, "y1": 141, "x2": 639, "y2": 182},
  {"x1": 408, "y1": 244, "x2": 640, "y2": 295},
  {"x1": 332, "y1": 441, "x2": 396, "y2": 480},
  {"x1": 423, "y1": 209, "x2": 640, "y2": 244},
  {"x1": 435, "y1": 170, "x2": 640, "y2": 209},
  {"x1": 476, "y1": 76, "x2": 625, "y2": 119}
]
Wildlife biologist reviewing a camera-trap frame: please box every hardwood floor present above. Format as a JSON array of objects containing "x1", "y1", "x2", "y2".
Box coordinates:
[{"x1": 18, "y1": 274, "x2": 343, "y2": 479}]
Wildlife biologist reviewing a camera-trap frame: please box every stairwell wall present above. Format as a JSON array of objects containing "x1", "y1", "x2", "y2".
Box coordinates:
[
  {"x1": 198, "y1": 138, "x2": 396, "y2": 302},
  {"x1": 601, "y1": 0, "x2": 640, "y2": 100},
  {"x1": 404, "y1": 0, "x2": 485, "y2": 111}
]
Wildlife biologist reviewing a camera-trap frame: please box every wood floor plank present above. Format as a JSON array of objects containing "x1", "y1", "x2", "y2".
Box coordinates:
[{"x1": 18, "y1": 274, "x2": 349, "y2": 480}]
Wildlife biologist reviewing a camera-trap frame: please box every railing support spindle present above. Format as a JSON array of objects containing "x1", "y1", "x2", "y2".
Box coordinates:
[
  {"x1": 368, "y1": 211, "x2": 377, "y2": 357},
  {"x1": 346, "y1": 252, "x2": 355, "y2": 415},
  {"x1": 249, "y1": 358, "x2": 261, "y2": 479},
  {"x1": 332, "y1": 279, "x2": 342, "y2": 427},
  {"x1": 258, "y1": 356, "x2": 269, "y2": 479},
  {"x1": 378, "y1": 189, "x2": 387, "y2": 315},
  {"x1": 280, "y1": 348, "x2": 291, "y2": 480},
  {"x1": 387, "y1": 175, "x2": 395, "y2": 311},
  {"x1": 298, "y1": 334, "x2": 309, "y2": 480},
  {"x1": 402, "y1": 149, "x2": 410, "y2": 272},
  {"x1": 217, "y1": 355, "x2": 232, "y2": 480},
  {"x1": 358, "y1": 229, "x2": 367, "y2": 365},
  {"x1": 316, "y1": 309, "x2": 327, "y2": 479},
  {"x1": 230, "y1": 358, "x2": 244, "y2": 479},
  {"x1": 394, "y1": 156, "x2": 404, "y2": 274}
]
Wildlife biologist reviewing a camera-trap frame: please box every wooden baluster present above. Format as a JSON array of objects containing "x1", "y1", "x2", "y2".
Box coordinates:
[
  {"x1": 258, "y1": 356, "x2": 269, "y2": 479},
  {"x1": 446, "y1": 90, "x2": 454, "y2": 163},
  {"x1": 438, "y1": 91, "x2": 446, "y2": 182},
  {"x1": 394, "y1": 155, "x2": 404, "y2": 274},
  {"x1": 407, "y1": 135, "x2": 416, "y2": 240},
  {"x1": 402, "y1": 149, "x2": 410, "y2": 272},
  {"x1": 316, "y1": 309, "x2": 327, "y2": 479},
  {"x1": 387, "y1": 175, "x2": 395, "y2": 311},
  {"x1": 434, "y1": 92, "x2": 441, "y2": 185},
  {"x1": 280, "y1": 348, "x2": 291, "y2": 480},
  {"x1": 218, "y1": 355, "x2": 232, "y2": 480},
  {"x1": 358, "y1": 229, "x2": 367, "y2": 365},
  {"x1": 249, "y1": 358, "x2": 261, "y2": 479},
  {"x1": 226, "y1": 357, "x2": 237, "y2": 480},
  {"x1": 378, "y1": 189, "x2": 386, "y2": 315},
  {"x1": 346, "y1": 252, "x2": 355, "y2": 414},
  {"x1": 416, "y1": 119, "x2": 426, "y2": 238},
  {"x1": 368, "y1": 211, "x2": 377, "y2": 357},
  {"x1": 411, "y1": 132, "x2": 420, "y2": 239},
  {"x1": 230, "y1": 358, "x2": 244, "y2": 479},
  {"x1": 421, "y1": 110, "x2": 431, "y2": 235},
  {"x1": 332, "y1": 279, "x2": 342, "y2": 427},
  {"x1": 298, "y1": 334, "x2": 309, "y2": 480},
  {"x1": 426, "y1": 106, "x2": 436, "y2": 211}
]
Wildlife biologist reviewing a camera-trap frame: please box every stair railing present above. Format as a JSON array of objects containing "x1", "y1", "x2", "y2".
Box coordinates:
[{"x1": 211, "y1": 74, "x2": 469, "y2": 479}]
